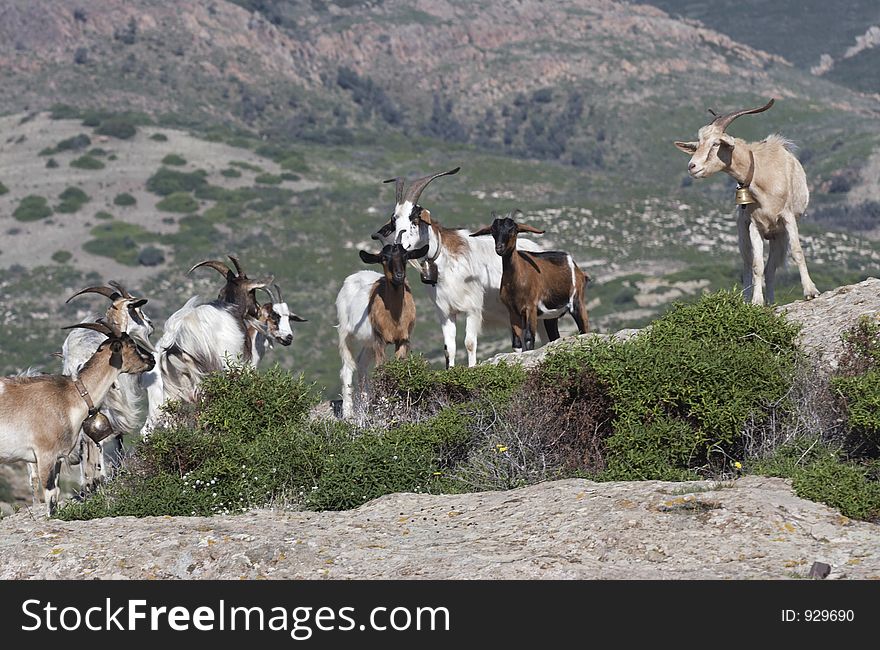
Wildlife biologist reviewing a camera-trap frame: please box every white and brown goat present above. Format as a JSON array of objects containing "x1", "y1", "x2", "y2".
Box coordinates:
[
  {"x1": 0, "y1": 322, "x2": 154, "y2": 515},
  {"x1": 336, "y1": 239, "x2": 429, "y2": 419},
  {"x1": 142, "y1": 257, "x2": 304, "y2": 433},
  {"x1": 62, "y1": 282, "x2": 154, "y2": 491},
  {"x1": 674, "y1": 98, "x2": 819, "y2": 305},
  {"x1": 373, "y1": 168, "x2": 543, "y2": 367},
  {"x1": 471, "y1": 212, "x2": 589, "y2": 351}
]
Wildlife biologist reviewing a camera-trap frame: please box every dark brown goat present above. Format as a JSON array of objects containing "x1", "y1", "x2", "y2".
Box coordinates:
[{"x1": 471, "y1": 213, "x2": 589, "y2": 351}]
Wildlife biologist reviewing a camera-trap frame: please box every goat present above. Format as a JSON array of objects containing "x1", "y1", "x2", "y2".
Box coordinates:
[
  {"x1": 143, "y1": 258, "x2": 304, "y2": 432},
  {"x1": 372, "y1": 168, "x2": 543, "y2": 367},
  {"x1": 674, "y1": 98, "x2": 819, "y2": 305},
  {"x1": 62, "y1": 282, "x2": 154, "y2": 491},
  {"x1": 336, "y1": 239, "x2": 429, "y2": 419},
  {"x1": 471, "y1": 212, "x2": 589, "y2": 351},
  {"x1": 0, "y1": 322, "x2": 154, "y2": 515}
]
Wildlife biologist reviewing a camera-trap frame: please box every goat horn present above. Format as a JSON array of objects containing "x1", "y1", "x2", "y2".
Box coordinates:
[
  {"x1": 395, "y1": 230, "x2": 404, "y2": 245},
  {"x1": 188, "y1": 259, "x2": 232, "y2": 278},
  {"x1": 383, "y1": 177, "x2": 406, "y2": 205},
  {"x1": 272, "y1": 283, "x2": 283, "y2": 303},
  {"x1": 244, "y1": 275, "x2": 274, "y2": 291},
  {"x1": 227, "y1": 254, "x2": 246, "y2": 277},
  {"x1": 709, "y1": 98, "x2": 775, "y2": 132},
  {"x1": 401, "y1": 167, "x2": 461, "y2": 206},
  {"x1": 62, "y1": 322, "x2": 116, "y2": 338},
  {"x1": 65, "y1": 286, "x2": 122, "y2": 304},
  {"x1": 107, "y1": 280, "x2": 133, "y2": 299}
]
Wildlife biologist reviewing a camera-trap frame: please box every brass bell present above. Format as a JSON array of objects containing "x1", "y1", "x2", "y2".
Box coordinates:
[
  {"x1": 82, "y1": 411, "x2": 114, "y2": 443},
  {"x1": 735, "y1": 186, "x2": 756, "y2": 206}
]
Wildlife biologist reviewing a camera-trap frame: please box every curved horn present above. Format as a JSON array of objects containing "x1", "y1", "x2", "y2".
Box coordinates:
[
  {"x1": 383, "y1": 177, "x2": 406, "y2": 205},
  {"x1": 188, "y1": 259, "x2": 232, "y2": 278},
  {"x1": 107, "y1": 280, "x2": 133, "y2": 299},
  {"x1": 708, "y1": 98, "x2": 775, "y2": 132},
  {"x1": 272, "y1": 283, "x2": 283, "y2": 303},
  {"x1": 395, "y1": 229, "x2": 404, "y2": 245},
  {"x1": 61, "y1": 322, "x2": 116, "y2": 337},
  {"x1": 227, "y1": 254, "x2": 245, "y2": 277},
  {"x1": 65, "y1": 286, "x2": 122, "y2": 304},
  {"x1": 402, "y1": 167, "x2": 461, "y2": 205},
  {"x1": 244, "y1": 275, "x2": 274, "y2": 292}
]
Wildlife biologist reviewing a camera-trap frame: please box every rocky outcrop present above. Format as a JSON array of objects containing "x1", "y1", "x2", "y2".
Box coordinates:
[
  {"x1": 0, "y1": 476, "x2": 877, "y2": 579},
  {"x1": 486, "y1": 277, "x2": 880, "y2": 369}
]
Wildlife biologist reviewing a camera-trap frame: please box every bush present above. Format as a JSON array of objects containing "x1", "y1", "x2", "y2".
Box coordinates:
[
  {"x1": 751, "y1": 439, "x2": 880, "y2": 521},
  {"x1": 13, "y1": 195, "x2": 52, "y2": 221},
  {"x1": 70, "y1": 155, "x2": 105, "y2": 170},
  {"x1": 113, "y1": 192, "x2": 137, "y2": 207},
  {"x1": 541, "y1": 291, "x2": 801, "y2": 480},
  {"x1": 45, "y1": 158, "x2": 59, "y2": 169},
  {"x1": 832, "y1": 317, "x2": 880, "y2": 445},
  {"x1": 40, "y1": 133, "x2": 91, "y2": 155},
  {"x1": 56, "y1": 186, "x2": 90, "y2": 213},
  {"x1": 156, "y1": 192, "x2": 199, "y2": 213},
  {"x1": 146, "y1": 167, "x2": 207, "y2": 196},
  {"x1": 94, "y1": 210, "x2": 114, "y2": 220},
  {"x1": 255, "y1": 173, "x2": 283, "y2": 185},
  {"x1": 0, "y1": 181, "x2": 7, "y2": 195},
  {"x1": 95, "y1": 117, "x2": 137, "y2": 139},
  {"x1": 49, "y1": 104, "x2": 82, "y2": 120},
  {"x1": 161, "y1": 153, "x2": 187, "y2": 166},
  {"x1": 56, "y1": 365, "x2": 469, "y2": 519},
  {"x1": 280, "y1": 172, "x2": 300, "y2": 181},
  {"x1": 137, "y1": 246, "x2": 165, "y2": 266},
  {"x1": 220, "y1": 168, "x2": 242, "y2": 178},
  {"x1": 51, "y1": 250, "x2": 72, "y2": 264},
  {"x1": 149, "y1": 132, "x2": 168, "y2": 142}
]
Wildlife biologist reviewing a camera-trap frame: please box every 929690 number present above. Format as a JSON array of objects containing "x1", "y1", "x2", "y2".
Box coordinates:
[{"x1": 804, "y1": 610, "x2": 854, "y2": 622}]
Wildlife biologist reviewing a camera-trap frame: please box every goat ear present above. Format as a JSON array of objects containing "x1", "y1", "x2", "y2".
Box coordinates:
[
  {"x1": 418, "y1": 208, "x2": 432, "y2": 225},
  {"x1": 470, "y1": 225, "x2": 493, "y2": 237},
  {"x1": 130, "y1": 298, "x2": 148, "y2": 308},
  {"x1": 674, "y1": 141, "x2": 698, "y2": 154},
  {"x1": 719, "y1": 133, "x2": 735, "y2": 148},
  {"x1": 245, "y1": 316, "x2": 270, "y2": 336},
  {"x1": 109, "y1": 340, "x2": 123, "y2": 369},
  {"x1": 516, "y1": 224, "x2": 545, "y2": 235},
  {"x1": 407, "y1": 245, "x2": 430, "y2": 260},
  {"x1": 289, "y1": 312, "x2": 307, "y2": 323},
  {"x1": 359, "y1": 250, "x2": 382, "y2": 265}
]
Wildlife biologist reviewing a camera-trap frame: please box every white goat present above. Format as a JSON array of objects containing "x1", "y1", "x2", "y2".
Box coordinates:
[
  {"x1": 674, "y1": 98, "x2": 819, "y2": 305},
  {"x1": 0, "y1": 322, "x2": 154, "y2": 515},
  {"x1": 62, "y1": 282, "x2": 154, "y2": 491},
  {"x1": 143, "y1": 258, "x2": 304, "y2": 432},
  {"x1": 336, "y1": 239, "x2": 428, "y2": 419},
  {"x1": 373, "y1": 168, "x2": 542, "y2": 367}
]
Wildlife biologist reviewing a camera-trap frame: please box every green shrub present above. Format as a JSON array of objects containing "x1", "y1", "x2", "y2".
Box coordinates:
[
  {"x1": 149, "y1": 132, "x2": 169, "y2": 142},
  {"x1": 56, "y1": 186, "x2": 90, "y2": 213},
  {"x1": 83, "y1": 220, "x2": 157, "y2": 265},
  {"x1": 831, "y1": 317, "x2": 880, "y2": 444},
  {"x1": 220, "y1": 168, "x2": 242, "y2": 178},
  {"x1": 94, "y1": 210, "x2": 114, "y2": 220},
  {"x1": 280, "y1": 151, "x2": 309, "y2": 173},
  {"x1": 70, "y1": 155, "x2": 105, "y2": 170},
  {"x1": 255, "y1": 173, "x2": 283, "y2": 185},
  {"x1": 51, "y1": 250, "x2": 72, "y2": 264},
  {"x1": 751, "y1": 439, "x2": 880, "y2": 521},
  {"x1": 146, "y1": 167, "x2": 207, "y2": 196},
  {"x1": 540, "y1": 291, "x2": 801, "y2": 480},
  {"x1": 137, "y1": 246, "x2": 165, "y2": 266},
  {"x1": 156, "y1": 192, "x2": 199, "y2": 213},
  {"x1": 49, "y1": 103, "x2": 82, "y2": 120},
  {"x1": 40, "y1": 133, "x2": 92, "y2": 156},
  {"x1": 162, "y1": 153, "x2": 187, "y2": 166},
  {"x1": 280, "y1": 172, "x2": 300, "y2": 181},
  {"x1": 13, "y1": 195, "x2": 52, "y2": 221},
  {"x1": 95, "y1": 117, "x2": 137, "y2": 139},
  {"x1": 0, "y1": 181, "x2": 7, "y2": 195},
  {"x1": 113, "y1": 192, "x2": 137, "y2": 207}
]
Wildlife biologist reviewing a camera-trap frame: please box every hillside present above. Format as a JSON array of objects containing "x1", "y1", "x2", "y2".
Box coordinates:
[{"x1": 1, "y1": 0, "x2": 880, "y2": 395}]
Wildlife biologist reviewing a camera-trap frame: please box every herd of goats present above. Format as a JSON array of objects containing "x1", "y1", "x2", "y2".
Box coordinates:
[{"x1": 0, "y1": 98, "x2": 825, "y2": 515}]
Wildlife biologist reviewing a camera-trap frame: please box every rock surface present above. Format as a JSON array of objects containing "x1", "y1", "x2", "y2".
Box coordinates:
[{"x1": 0, "y1": 476, "x2": 877, "y2": 579}]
